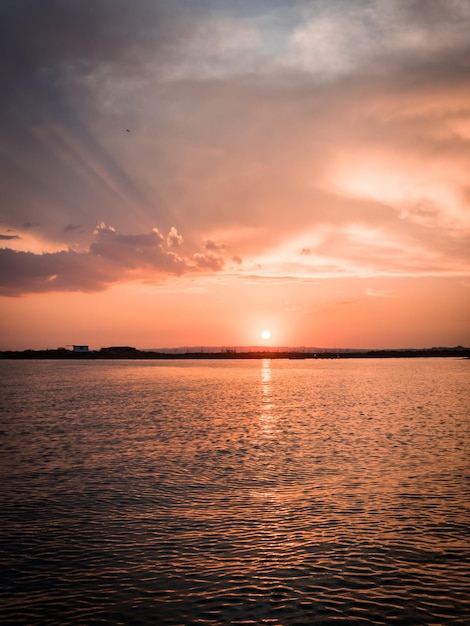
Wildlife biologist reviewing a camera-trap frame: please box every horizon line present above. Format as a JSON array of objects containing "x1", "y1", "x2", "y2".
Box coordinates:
[{"x1": 1, "y1": 344, "x2": 468, "y2": 353}]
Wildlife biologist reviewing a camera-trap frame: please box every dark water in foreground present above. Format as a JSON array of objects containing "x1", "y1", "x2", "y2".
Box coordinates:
[{"x1": 1, "y1": 358, "x2": 469, "y2": 625}]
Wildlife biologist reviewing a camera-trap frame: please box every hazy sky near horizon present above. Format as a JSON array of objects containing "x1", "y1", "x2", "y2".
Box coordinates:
[{"x1": 1, "y1": 0, "x2": 469, "y2": 350}]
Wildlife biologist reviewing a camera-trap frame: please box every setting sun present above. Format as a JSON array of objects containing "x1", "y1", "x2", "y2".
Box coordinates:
[{"x1": 261, "y1": 329, "x2": 271, "y2": 340}]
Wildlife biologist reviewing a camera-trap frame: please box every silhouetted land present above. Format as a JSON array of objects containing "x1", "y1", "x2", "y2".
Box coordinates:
[{"x1": 1, "y1": 346, "x2": 469, "y2": 359}]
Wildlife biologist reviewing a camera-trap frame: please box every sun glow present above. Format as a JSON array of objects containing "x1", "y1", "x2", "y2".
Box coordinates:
[{"x1": 261, "y1": 329, "x2": 271, "y2": 340}]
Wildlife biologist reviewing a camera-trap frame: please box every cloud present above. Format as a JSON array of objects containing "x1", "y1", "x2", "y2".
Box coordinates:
[
  {"x1": 0, "y1": 0, "x2": 469, "y2": 288},
  {"x1": 204, "y1": 239, "x2": 227, "y2": 251},
  {"x1": 285, "y1": 0, "x2": 470, "y2": 76},
  {"x1": 0, "y1": 247, "x2": 117, "y2": 296},
  {"x1": 89, "y1": 223, "x2": 188, "y2": 273},
  {"x1": 0, "y1": 224, "x2": 227, "y2": 296},
  {"x1": 167, "y1": 226, "x2": 183, "y2": 249},
  {"x1": 0, "y1": 234, "x2": 20, "y2": 240},
  {"x1": 193, "y1": 252, "x2": 226, "y2": 271}
]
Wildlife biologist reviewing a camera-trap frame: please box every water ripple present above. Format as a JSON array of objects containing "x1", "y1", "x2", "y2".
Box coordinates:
[{"x1": 1, "y1": 358, "x2": 469, "y2": 624}]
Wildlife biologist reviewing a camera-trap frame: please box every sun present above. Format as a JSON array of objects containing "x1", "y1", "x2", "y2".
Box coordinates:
[{"x1": 261, "y1": 329, "x2": 271, "y2": 340}]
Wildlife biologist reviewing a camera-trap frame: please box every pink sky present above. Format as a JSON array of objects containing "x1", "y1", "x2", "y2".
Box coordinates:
[{"x1": 1, "y1": 0, "x2": 469, "y2": 350}]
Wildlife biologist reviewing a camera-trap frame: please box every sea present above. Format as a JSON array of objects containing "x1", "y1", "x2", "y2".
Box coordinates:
[{"x1": 1, "y1": 358, "x2": 469, "y2": 625}]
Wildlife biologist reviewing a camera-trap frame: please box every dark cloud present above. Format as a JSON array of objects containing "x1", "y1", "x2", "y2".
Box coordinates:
[
  {"x1": 204, "y1": 239, "x2": 227, "y2": 251},
  {"x1": 395, "y1": 0, "x2": 470, "y2": 27},
  {"x1": 63, "y1": 224, "x2": 81, "y2": 232},
  {"x1": 0, "y1": 224, "x2": 227, "y2": 296},
  {"x1": 0, "y1": 0, "x2": 182, "y2": 80},
  {"x1": 0, "y1": 234, "x2": 20, "y2": 240},
  {"x1": 89, "y1": 224, "x2": 188, "y2": 273},
  {"x1": 0, "y1": 247, "x2": 117, "y2": 296}
]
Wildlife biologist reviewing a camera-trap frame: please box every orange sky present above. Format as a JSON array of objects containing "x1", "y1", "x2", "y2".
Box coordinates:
[{"x1": 1, "y1": 0, "x2": 469, "y2": 350}]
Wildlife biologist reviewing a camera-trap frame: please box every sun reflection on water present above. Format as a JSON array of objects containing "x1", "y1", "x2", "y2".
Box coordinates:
[
  {"x1": 256, "y1": 358, "x2": 278, "y2": 501},
  {"x1": 260, "y1": 358, "x2": 274, "y2": 431}
]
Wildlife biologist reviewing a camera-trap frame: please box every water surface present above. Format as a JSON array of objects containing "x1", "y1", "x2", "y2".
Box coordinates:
[{"x1": 1, "y1": 358, "x2": 469, "y2": 624}]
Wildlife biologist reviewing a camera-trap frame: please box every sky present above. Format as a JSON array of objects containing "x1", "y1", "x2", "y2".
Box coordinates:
[{"x1": 1, "y1": 0, "x2": 469, "y2": 350}]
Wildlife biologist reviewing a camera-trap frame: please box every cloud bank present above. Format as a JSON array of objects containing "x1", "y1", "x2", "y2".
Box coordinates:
[
  {"x1": 0, "y1": 0, "x2": 469, "y2": 296},
  {"x1": 0, "y1": 224, "x2": 227, "y2": 296}
]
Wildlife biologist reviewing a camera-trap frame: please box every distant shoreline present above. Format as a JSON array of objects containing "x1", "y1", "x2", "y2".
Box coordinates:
[{"x1": 1, "y1": 347, "x2": 469, "y2": 360}]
